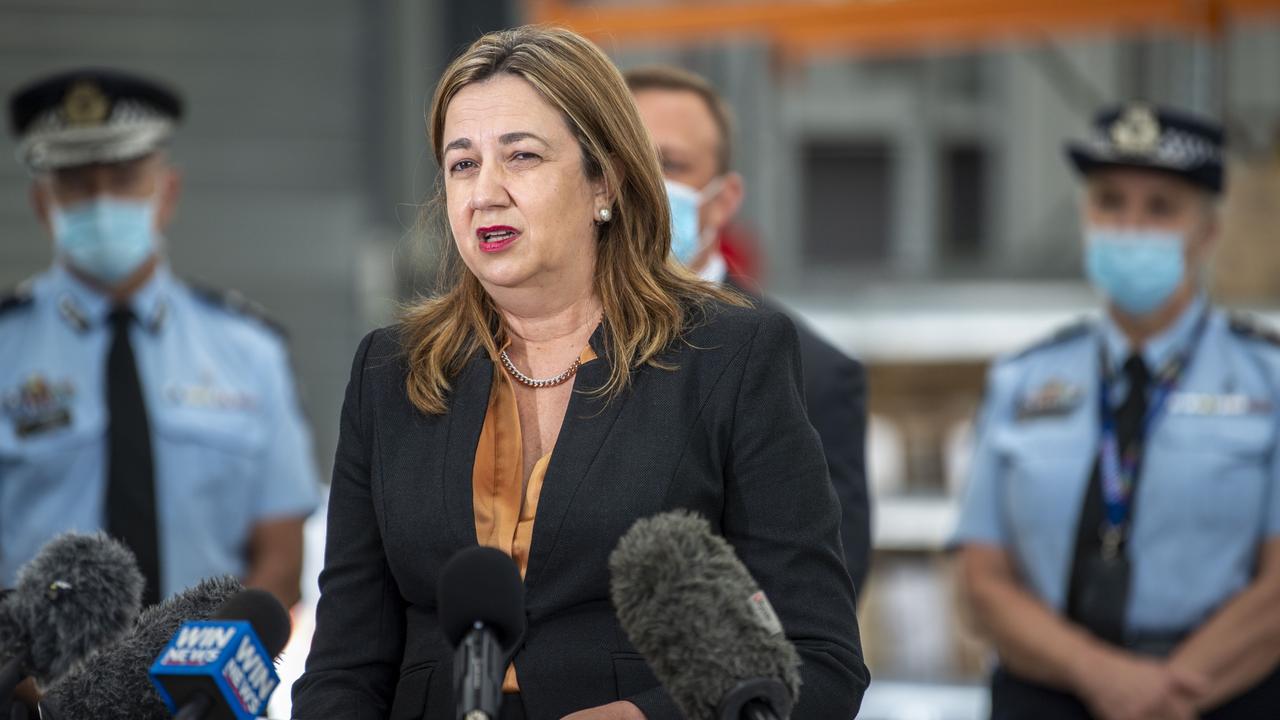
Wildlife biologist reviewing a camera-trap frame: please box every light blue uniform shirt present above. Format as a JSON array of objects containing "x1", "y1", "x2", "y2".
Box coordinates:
[
  {"x1": 954, "y1": 295, "x2": 1280, "y2": 634},
  {"x1": 0, "y1": 264, "x2": 320, "y2": 597}
]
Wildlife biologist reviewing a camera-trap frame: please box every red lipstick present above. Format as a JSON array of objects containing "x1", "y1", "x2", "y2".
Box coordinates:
[{"x1": 476, "y1": 225, "x2": 521, "y2": 253}]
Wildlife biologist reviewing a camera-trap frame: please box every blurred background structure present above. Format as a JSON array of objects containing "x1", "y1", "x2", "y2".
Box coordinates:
[{"x1": 3, "y1": 1, "x2": 1280, "y2": 718}]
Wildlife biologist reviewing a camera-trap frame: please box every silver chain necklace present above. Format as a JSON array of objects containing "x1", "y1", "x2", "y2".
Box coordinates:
[{"x1": 499, "y1": 349, "x2": 581, "y2": 389}]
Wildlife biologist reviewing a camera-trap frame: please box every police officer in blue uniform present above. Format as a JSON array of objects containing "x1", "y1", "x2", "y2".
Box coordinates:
[
  {"x1": 954, "y1": 103, "x2": 1280, "y2": 719},
  {"x1": 1, "y1": 69, "x2": 320, "y2": 607}
]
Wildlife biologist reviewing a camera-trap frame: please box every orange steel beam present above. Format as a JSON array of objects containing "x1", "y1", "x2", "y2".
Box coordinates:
[
  {"x1": 775, "y1": 0, "x2": 1218, "y2": 55},
  {"x1": 529, "y1": 0, "x2": 1280, "y2": 54}
]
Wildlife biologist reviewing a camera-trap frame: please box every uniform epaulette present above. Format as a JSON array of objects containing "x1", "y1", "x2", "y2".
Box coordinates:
[
  {"x1": 1227, "y1": 312, "x2": 1280, "y2": 348},
  {"x1": 1009, "y1": 318, "x2": 1092, "y2": 361},
  {"x1": 188, "y1": 282, "x2": 288, "y2": 339},
  {"x1": 0, "y1": 282, "x2": 35, "y2": 318}
]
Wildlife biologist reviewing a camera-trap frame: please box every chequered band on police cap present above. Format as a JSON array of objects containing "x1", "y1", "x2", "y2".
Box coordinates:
[
  {"x1": 9, "y1": 69, "x2": 183, "y2": 172},
  {"x1": 1085, "y1": 125, "x2": 1221, "y2": 170},
  {"x1": 16, "y1": 98, "x2": 175, "y2": 171}
]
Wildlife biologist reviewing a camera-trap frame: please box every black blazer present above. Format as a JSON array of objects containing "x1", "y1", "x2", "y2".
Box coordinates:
[
  {"x1": 726, "y1": 277, "x2": 871, "y2": 595},
  {"x1": 292, "y1": 301, "x2": 868, "y2": 720}
]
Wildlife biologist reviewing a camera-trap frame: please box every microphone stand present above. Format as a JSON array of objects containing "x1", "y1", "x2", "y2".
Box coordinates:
[{"x1": 454, "y1": 621, "x2": 504, "y2": 720}]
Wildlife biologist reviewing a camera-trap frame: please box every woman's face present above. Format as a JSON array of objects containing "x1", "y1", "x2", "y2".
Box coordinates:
[{"x1": 442, "y1": 74, "x2": 606, "y2": 296}]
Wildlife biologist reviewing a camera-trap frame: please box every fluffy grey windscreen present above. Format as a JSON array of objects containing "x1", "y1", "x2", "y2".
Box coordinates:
[
  {"x1": 5, "y1": 531, "x2": 144, "y2": 686},
  {"x1": 39, "y1": 574, "x2": 244, "y2": 720},
  {"x1": 608, "y1": 510, "x2": 802, "y2": 720}
]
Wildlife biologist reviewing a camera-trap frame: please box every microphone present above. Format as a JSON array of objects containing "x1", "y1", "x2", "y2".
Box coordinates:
[
  {"x1": 0, "y1": 532, "x2": 144, "y2": 687},
  {"x1": 2, "y1": 649, "x2": 32, "y2": 720},
  {"x1": 38, "y1": 575, "x2": 244, "y2": 720},
  {"x1": 149, "y1": 588, "x2": 291, "y2": 720},
  {"x1": 436, "y1": 546, "x2": 526, "y2": 720},
  {"x1": 609, "y1": 511, "x2": 802, "y2": 720}
]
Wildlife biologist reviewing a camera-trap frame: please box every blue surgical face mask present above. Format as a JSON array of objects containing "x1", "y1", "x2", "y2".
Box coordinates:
[
  {"x1": 665, "y1": 177, "x2": 724, "y2": 266},
  {"x1": 51, "y1": 195, "x2": 159, "y2": 284},
  {"x1": 1084, "y1": 226, "x2": 1186, "y2": 316}
]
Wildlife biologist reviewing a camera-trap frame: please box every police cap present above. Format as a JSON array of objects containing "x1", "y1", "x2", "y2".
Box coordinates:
[
  {"x1": 8, "y1": 68, "x2": 183, "y2": 172},
  {"x1": 1065, "y1": 102, "x2": 1225, "y2": 194}
]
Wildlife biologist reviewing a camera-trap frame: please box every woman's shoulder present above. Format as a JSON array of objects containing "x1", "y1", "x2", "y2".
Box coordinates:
[
  {"x1": 351, "y1": 323, "x2": 411, "y2": 378},
  {"x1": 682, "y1": 296, "x2": 799, "y2": 353}
]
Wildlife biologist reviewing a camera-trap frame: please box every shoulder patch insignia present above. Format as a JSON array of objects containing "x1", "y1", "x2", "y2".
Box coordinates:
[
  {"x1": 1228, "y1": 312, "x2": 1280, "y2": 348},
  {"x1": 188, "y1": 282, "x2": 287, "y2": 339},
  {"x1": 1010, "y1": 318, "x2": 1092, "y2": 360}
]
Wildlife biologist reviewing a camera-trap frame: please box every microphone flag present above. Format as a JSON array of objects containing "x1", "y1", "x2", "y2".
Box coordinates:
[{"x1": 149, "y1": 620, "x2": 279, "y2": 720}]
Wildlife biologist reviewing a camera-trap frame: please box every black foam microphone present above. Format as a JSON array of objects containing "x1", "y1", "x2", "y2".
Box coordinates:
[
  {"x1": 437, "y1": 546, "x2": 526, "y2": 720},
  {"x1": 0, "y1": 532, "x2": 144, "y2": 688},
  {"x1": 609, "y1": 511, "x2": 802, "y2": 720},
  {"x1": 38, "y1": 575, "x2": 244, "y2": 720}
]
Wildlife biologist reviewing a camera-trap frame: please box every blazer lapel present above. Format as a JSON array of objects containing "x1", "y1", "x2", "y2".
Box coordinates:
[
  {"x1": 441, "y1": 353, "x2": 494, "y2": 550},
  {"x1": 524, "y1": 325, "x2": 629, "y2": 587}
]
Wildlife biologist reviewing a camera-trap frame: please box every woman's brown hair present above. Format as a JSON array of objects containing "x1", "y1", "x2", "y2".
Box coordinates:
[{"x1": 401, "y1": 25, "x2": 745, "y2": 414}]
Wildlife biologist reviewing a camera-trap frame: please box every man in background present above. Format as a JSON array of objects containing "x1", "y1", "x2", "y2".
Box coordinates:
[
  {"x1": 626, "y1": 65, "x2": 872, "y2": 594},
  {"x1": 0, "y1": 68, "x2": 320, "y2": 607}
]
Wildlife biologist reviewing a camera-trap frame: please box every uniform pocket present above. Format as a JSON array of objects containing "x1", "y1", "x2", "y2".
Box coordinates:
[
  {"x1": 152, "y1": 404, "x2": 265, "y2": 455},
  {"x1": 0, "y1": 408, "x2": 102, "y2": 510},
  {"x1": 0, "y1": 412, "x2": 105, "y2": 576},
  {"x1": 998, "y1": 434, "x2": 1094, "y2": 539},
  {"x1": 151, "y1": 409, "x2": 263, "y2": 495},
  {"x1": 149, "y1": 407, "x2": 267, "y2": 556},
  {"x1": 1144, "y1": 415, "x2": 1273, "y2": 533},
  {"x1": 389, "y1": 662, "x2": 436, "y2": 720}
]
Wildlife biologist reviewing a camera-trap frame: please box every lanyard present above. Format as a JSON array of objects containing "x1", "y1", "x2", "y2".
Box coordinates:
[{"x1": 1096, "y1": 309, "x2": 1209, "y2": 559}]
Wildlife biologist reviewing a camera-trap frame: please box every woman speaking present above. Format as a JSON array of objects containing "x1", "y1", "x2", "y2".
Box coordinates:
[{"x1": 291, "y1": 26, "x2": 867, "y2": 720}]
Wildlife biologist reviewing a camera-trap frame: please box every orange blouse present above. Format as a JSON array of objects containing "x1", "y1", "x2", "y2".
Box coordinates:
[{"x1": 472, "y1": 343, "x2": 597, "y2": 692}]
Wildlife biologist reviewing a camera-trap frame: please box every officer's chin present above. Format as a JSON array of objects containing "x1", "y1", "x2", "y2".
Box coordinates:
[{"x1": 62, "y1": 254, "x2": 161, "y2": 299}]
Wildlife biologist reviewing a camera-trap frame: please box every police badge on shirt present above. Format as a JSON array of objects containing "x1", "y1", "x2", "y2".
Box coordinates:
[
  {"x1": 1016, "y1": 378, "x2": 1085, "y2": 421},
  {"x1": 1, "y1": 375, "x2": 76, "y2": 437}
]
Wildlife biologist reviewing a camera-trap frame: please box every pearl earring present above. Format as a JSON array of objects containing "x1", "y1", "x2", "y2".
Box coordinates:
[{"x1": 598, "y1": 207, "x2": 612, "y2": 222}]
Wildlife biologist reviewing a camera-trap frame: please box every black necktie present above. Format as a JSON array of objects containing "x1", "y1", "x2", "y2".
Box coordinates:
[
  {"x1": 1067, "y1": 353, "x2": 1150, "y2": 644},
  {"x1": 105, "y1": 307, "x2": 161, "y2": 605},
  {"x1": 1115, "y1": 355, "x2": 1151, "y2": 458}
]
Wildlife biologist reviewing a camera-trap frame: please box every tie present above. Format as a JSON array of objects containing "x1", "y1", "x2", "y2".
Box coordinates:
[
  {"x1": 1115, "y1": 355, "x2": 1151, "y2": 458},
  {"x1": 1066, "y1": 353, "x2": 1150, "y2": 644},
  {"x1": 105, "y1": 307, "x2": 161, "y2": 605}
]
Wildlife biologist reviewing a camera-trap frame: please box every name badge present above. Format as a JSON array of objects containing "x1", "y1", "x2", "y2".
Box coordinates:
[
  {"x1": 165, "y1": 382, "x2": 257, "y2": 411},
  {"x1": 1167, "y1": 392, "x2": 1273, "y2": 416},
  {"x1": 1017, "y1": 379, "x2": 1084, "y2": 421},
  {"x1": 2, "y1": 374, "x2": 76, "y2": 437}
]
